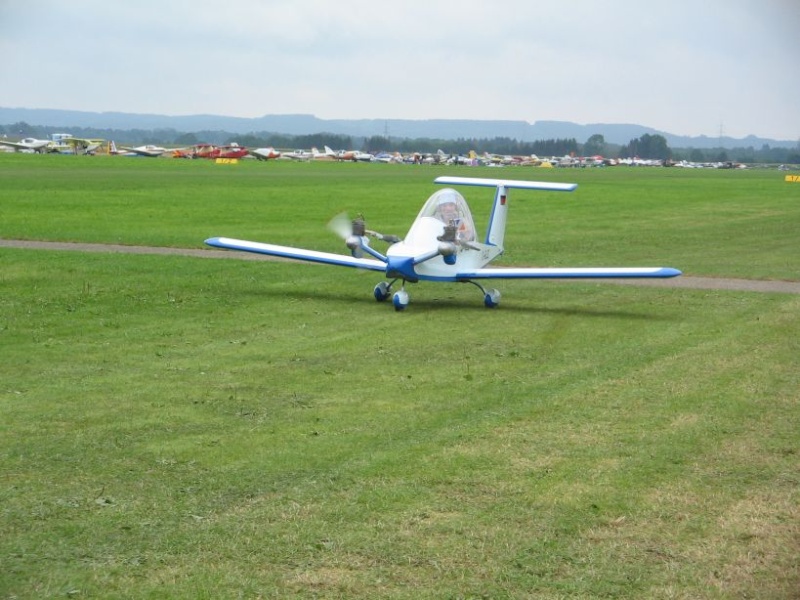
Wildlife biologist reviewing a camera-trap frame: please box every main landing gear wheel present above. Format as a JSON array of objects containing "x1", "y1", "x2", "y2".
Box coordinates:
[
  {"x1": 465, "y1": 280, "x2": 502, "y2": 308},
  {"x1": 373, "y1": 281, "x2": 391, "y2": 302},
  {"x1": 392, "y1": 289, "x2": 410, "y2": 311},
  {"x1": 484, "y1": 288, "x2": 501, "y2": 308}
]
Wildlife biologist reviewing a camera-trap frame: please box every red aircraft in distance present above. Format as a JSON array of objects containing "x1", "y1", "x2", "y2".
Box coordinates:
[
  {"x1": 172, "y1": 143, "x2": 248, "y2": 159},
  {"x1": 214, "y1": 143, "x2": 249, "y2": 159}
]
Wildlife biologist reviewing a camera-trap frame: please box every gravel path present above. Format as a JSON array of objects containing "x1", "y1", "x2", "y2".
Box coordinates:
[{"x1": 3, "y1": 239, "x2": 799, "y2": 295}]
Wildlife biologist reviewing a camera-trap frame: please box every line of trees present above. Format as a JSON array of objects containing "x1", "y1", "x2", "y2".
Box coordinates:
[
  {"x1": 363, "y1": 136, "x2": 581, "y2": 157},
  {"x1": 3, "y1": 121, "x2": 798, "y2": 164}
]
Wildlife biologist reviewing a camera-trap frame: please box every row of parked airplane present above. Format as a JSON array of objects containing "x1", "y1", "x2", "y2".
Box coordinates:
[
  {"x1": 0, "y1": 133, "x2": 104, "y2": 155},
  {"x1": 0, "y1": 136, "x2": 601, "y2": 166},
  {"x1": 4, "y1": 134, "x2": 730, "y2": 168},
  {"x1": 0, "y1": 136, "x2": 459, "y2": 163}
]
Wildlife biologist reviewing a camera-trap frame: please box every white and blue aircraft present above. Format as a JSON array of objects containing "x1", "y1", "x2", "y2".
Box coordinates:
[{"x1": 205, "y1": 176, "x2": 681, "y2": 310}]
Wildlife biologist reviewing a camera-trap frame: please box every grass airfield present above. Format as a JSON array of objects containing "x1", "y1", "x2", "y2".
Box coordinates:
[{"x1": 1, "y1": 155, "x2": 798, "y2": 598}]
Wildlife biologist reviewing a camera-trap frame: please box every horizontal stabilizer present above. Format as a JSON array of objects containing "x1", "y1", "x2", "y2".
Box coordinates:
[
  {"x1": 458, "y1": 267, "x2": 682, "y2": 280},
  {"x1": 435, "y1": 176, "x2": 577, "y2": 193},
  {"x1": 205, "y1": 237, "x2": 387, "y2": 272}
]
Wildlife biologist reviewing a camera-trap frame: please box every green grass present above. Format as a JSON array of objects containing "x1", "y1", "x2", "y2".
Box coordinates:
[
  {"x1": 2, "y1": 153, "x2": 799, "y2": 278},
  {"x1": 1, "y1": 155, "x2": 798, "y2": 598}
]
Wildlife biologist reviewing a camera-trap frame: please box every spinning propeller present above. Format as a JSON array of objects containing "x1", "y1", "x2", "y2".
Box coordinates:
[{"x1": 327, "y1": 212, "x2": 401, "y2": 258}]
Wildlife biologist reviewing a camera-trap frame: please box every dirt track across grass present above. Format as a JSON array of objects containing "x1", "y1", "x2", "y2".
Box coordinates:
[{"x1": 3, "y1": 239, "x2": 799, "y2": 295}]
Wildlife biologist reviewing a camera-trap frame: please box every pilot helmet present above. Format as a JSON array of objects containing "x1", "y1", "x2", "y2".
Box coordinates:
[{"x1": 436, "y1": 191, "x2": 459, "y2": 209}]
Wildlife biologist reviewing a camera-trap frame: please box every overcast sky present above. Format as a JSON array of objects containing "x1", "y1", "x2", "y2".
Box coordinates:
[{"x1": 1, "y1": 1, "x2": 798, "y2": 140}]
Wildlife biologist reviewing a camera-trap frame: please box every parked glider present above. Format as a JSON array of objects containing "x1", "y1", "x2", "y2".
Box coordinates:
[{"x1": 206, "y1": 176, "x2": 681, "y2": 310}]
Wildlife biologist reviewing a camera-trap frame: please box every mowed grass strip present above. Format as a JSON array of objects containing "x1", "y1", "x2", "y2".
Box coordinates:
[
  {"x1": 1, "y1": 153, "x2": 799, "y2": 280},
  {"x1": 1, "y1": 156, "x2": 798, "y2": 597}
]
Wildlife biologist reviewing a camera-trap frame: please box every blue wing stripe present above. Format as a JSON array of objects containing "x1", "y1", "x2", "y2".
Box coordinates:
[
  {"x1": 457, "y1": 267, "x2": 682, "y2": 279},
  {"x1": 205, "y1": 237, "x2": 387, "y2": 272}
]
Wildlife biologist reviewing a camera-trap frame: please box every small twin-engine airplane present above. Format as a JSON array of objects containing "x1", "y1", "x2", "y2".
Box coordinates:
[
  {"x1": 118, "y1": 144, "x2": 168, "y2": 157},
  {"x1": 249, "y1": 147, "x2": 282, "y2": 160},
  {"x1": 0, "y1": 137, "x2": 54, "y2": 153},
  {"x1": 205, "y1": 176, "x2": 681, "y2": 310}
]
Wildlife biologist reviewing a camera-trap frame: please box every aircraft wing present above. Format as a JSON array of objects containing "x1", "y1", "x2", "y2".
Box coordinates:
[
  {"x1": 67, "y1": 137, "x2": 104, "y2": 147},
  {"x1": 205, "y1": 237, "x2": 387, "y2": 272},
  {"x1": 434, "y1": 176, "x2": 578, "y2": 192},
  {"x1": 457, "y1": 266, "x2": 682, "y2": 279}
]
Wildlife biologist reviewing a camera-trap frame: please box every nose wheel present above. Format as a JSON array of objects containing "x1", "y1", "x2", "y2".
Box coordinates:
[{"x1": 392, "y1": 289, "x2": 410, "y2": 311}]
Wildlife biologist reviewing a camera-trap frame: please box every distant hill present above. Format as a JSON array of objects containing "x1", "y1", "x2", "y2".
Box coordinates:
[{"x1": 0, "y1": 107, "x2": 795, "y2": 150}]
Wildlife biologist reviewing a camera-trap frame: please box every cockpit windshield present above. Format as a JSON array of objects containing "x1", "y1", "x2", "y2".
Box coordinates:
[{"x1": 416, "y1": 188, "x2": 477, "y2": 243}]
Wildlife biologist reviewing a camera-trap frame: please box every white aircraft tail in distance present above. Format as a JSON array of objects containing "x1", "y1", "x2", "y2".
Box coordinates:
[{"x1": 206, "y1": 176, "x2": 681, "y2": 310}]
